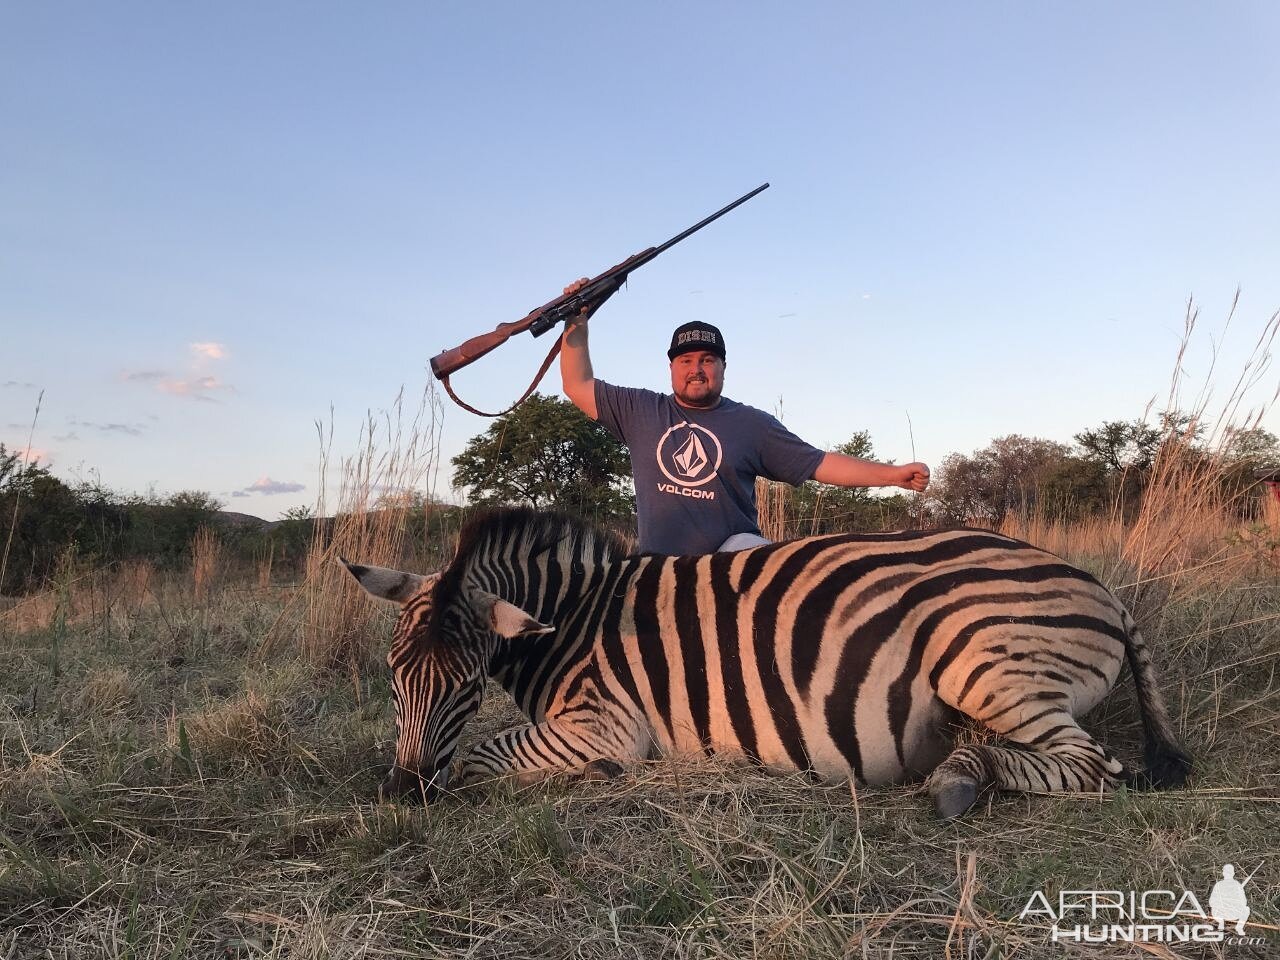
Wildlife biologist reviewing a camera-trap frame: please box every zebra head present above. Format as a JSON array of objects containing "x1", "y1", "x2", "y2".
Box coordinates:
[{"x1": 341, "y1": 557, "x2": 552, "y2": 801}]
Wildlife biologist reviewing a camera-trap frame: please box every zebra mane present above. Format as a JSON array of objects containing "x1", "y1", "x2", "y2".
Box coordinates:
[{"x1": 436, "y1": 507, "x2": 631, "y2": 606}]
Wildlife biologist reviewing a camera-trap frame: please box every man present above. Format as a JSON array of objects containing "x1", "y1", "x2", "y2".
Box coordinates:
[{"x1": 559, "y1": 279, "x2": 930, "y2": 555}]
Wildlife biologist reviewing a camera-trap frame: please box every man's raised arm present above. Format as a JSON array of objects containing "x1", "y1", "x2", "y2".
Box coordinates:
[{"x1": 559, "y1": 277, "x2": 598, "y2": 420}]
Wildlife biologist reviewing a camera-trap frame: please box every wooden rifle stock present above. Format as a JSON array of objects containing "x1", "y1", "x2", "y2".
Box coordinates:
[{"x1": 429, "y1": 320, "x2": 532, "y2": 380}]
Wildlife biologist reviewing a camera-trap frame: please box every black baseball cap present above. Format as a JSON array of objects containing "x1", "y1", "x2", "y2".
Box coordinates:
[{"x1": 667, "y1": 321, "x2": 726, "y2": 361}]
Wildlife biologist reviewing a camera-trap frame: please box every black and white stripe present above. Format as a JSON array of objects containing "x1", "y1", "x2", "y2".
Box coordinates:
[{"x1": 345, "y1": 508, "x2": 1190, "y2": 817}]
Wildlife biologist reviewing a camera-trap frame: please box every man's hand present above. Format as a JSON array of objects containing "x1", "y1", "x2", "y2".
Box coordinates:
[
  {"x1": 563, "y1": 277, "x2": 592, "y2": 325},
  {"x1": 898, "y1": 463, "x2": 930, "y2": 493}
]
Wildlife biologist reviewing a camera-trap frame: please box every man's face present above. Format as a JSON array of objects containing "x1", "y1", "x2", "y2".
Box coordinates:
[{"x1": 670, "y1": 351, "x2": 725, "y2": 409}]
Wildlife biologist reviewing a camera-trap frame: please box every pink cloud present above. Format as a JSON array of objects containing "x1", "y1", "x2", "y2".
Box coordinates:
[
  {"x1": 190, "y1": 342, "x2": 228, "y2": 360},
  {"x1": 159, "y1": 376, "x2": 230, "y2": 402},
  {"x1": 17, "y1": 446, "x2": 48, "y2": 465}
]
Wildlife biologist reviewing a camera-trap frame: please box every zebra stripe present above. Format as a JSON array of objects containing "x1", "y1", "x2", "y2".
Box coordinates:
[{"x1": 345, "y1": 508, "x2": 1190, "y2": 817}]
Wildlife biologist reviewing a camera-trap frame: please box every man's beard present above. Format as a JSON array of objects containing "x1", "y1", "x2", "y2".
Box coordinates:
[{"x1": 675, "y1": 378, "x2": 722, "y2": 408}]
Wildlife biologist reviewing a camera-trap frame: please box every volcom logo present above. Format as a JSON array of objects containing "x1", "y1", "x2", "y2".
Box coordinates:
[
  {"x1": 656, "y1": 422, "x2": 723, "y2": 488},
  {"x1": 674, "y1": 433, "x2": 708, "y2": 476}
]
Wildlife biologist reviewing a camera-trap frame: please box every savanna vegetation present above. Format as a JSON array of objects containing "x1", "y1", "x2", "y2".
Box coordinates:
[{"x1": 2, "y1": 315, "x2": 1279, "y2": 957}]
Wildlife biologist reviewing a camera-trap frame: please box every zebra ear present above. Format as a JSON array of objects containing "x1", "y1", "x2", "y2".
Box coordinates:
[
  {"x1": 471, "y1": 590, "x2": 554, "y2": 639},
  {"x1": 339, "y1": 557, "x2": 436, "y2": 606}
]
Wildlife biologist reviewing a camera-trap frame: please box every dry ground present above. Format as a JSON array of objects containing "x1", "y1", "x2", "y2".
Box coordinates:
[{"x1": 1, "y1": 560, "x2": 1278, "y2": 959}]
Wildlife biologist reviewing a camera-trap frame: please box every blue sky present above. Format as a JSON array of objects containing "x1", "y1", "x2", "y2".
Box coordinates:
[{"x1": 3, "y1": 2, "x2": 1278, "y2": 517}]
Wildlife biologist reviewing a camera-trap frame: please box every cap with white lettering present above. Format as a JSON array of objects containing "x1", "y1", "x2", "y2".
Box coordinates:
[{"x1": 667, "y1": 321, "x2": 726, "y2": 361}]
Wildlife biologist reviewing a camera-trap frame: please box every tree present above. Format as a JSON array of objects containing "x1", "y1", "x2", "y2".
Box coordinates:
[
  {"x1": 1074, "y1": 419, "x2": 1163, "y2": 473},
  {"x1": 1033, "y1": 455, "x2": 1112, "y2": 519},
  {"x1": 451, "y1": 394, "x2": 634, "y2": 522},
  {"x1": 786, "y1": 431, "x2": 898, "y2": 534},
  {"x1": 1223, "y1": 427, "x2": 1279, "y2": 465},
  {"x1": 1073, "y1": 413, "x2": 1206, "y2": 517},
  {"x1": 1074, "y1": 412, "x2": 1202, "y2": 475},
  {"x1": 0, "y1": 444, "x2": 23, "y2": 491},
  {"x1": 927, "y1": 435, "x2": 1072, "y2": 526},
  {"x1": 1219, "y1": 428, "x2": 1280, "y2": 516},
  {"x1": 0, "y1": 448, "x2": 83, "y2": 594}
]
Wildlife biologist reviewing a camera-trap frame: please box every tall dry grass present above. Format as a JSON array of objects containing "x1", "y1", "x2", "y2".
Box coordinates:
[
  {"x1": 998, "y1": 511, "x2": 1125, "y2": 562},
  {"x1": 257, "y1": 541, "x2": 275, "y2": 590},
  {"x1": 1113, "y1": 299, "x2": 1278, "y2": 618},
  {"x1": 998, "y1": 298, "x2": 1280, "y2": 659},
  {"x1": 262, "y1": 384, "x2": 447, "y2": 671},
  {"x1": 0, "y1": 557, "x2": 159, "y2": 637},
  {"x1": 755, "y1": 478, "x2": 789, "y2": 541},
  {"x1": 1263, "y1": 489, "x2": 1280, "y2": 530},
  {"x1": 190, "y1": 525, "x2": 224, "y2": 602}
]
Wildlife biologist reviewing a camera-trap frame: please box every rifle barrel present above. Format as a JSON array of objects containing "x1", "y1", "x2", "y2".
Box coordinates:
[{"x1": 627, "y1": 182, "x2": 769, "y2": 276}]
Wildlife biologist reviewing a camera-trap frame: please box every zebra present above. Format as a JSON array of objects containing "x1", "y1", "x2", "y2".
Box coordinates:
[{"x1": 343, "y1": 507, "x2": 1191, "y2": 818}]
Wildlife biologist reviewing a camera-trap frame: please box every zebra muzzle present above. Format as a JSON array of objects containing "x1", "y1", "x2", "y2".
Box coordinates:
[{"x1": 379, "y1": 763, "x2": 449, "y2": 804}]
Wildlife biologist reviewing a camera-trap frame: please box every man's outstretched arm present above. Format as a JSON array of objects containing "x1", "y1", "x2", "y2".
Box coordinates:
[
  {"x1": 559, "y1": 277, "x2": 598, "y2": 420},
  {"x1": 812, "y1": 453, "x2": 930, "y2": 492}
]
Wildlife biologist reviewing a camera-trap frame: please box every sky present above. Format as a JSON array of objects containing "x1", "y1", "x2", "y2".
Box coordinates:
[{"x1": 3, "y1": 2, "x2": 1279, "y2": 519}]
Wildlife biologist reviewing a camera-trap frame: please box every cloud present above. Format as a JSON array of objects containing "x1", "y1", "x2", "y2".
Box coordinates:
[
  {"x1": 241, "y1": 476, "x2": 306, "y2": 496},
  {"x1": 2, "y1": 381, "x2": 38, "y2": 389},
  {"x1": 190, "y1": 342, "x2": 228, "y2": 361},
  {"x1": 158, "y1": 376, "x2": 231, "y2": 402},
  {"x1": 230, "y1": 491, "x2": 249, "y2": 498},
  {"x1": 122, "y1": 346, "x2": 234, "y2": 402},
  {"x1": 123, "y1": 370, "x2": 167, "y2": 383},
  {"x1": 69, "y1": 418, "x2": 146, "y2": 437},
  {"x1": 861, "y1": 293, "x2": 872, "y2": 300},
  {"x1": 15, "y1": 446, "x2": 48, "y2": 465},
  {"x1": 53, "y1": 432, "x2": 80, "y2": 442}
]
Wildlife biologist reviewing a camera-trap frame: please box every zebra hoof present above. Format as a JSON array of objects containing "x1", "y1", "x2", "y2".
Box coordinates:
[
  {"x1": 580, "y1": 759, "x2": 625, "y2": 781},
  {"x1": 931, "y1": 777, "x2": 979, "y2": 819}
]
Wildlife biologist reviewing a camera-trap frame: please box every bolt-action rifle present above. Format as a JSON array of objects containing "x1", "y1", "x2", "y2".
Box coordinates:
[{"x1": 430, "y1": 182, "x2": 769, "y2": 416}]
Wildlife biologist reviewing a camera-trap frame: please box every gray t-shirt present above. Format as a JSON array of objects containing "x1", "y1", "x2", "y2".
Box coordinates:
[{"x1": 594, "y1": 380, "x2": 826, "y2": 555}]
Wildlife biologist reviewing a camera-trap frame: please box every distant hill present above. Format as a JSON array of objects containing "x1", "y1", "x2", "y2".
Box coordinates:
[{"x1": 217, "y1": 510, "x2": 272, "y2": 529}]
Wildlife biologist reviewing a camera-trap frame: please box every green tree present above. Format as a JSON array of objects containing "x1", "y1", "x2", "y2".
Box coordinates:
[
  {"x1": 0, "y1": 447, "x2": 83, "y2": 593},
  {"x1": 1074, "y1": 419, "x2": 1163, "y2": 473},
  {"x1": 927, "y1": 435, "x2": 1072, "y2": 526},
  {"x1": 1073, "y1": 413, "x2": 1204, "y2": 517},
  {"x1": 1074, "y1": 412, "x2": 1200, "y2": 473},
  {"x1": 787, "y1": 431, "x2": 904, "y2": 534},
  {"x1": 1033, "y1": 455, "x2": 1112, "y2": 519},
  {"x1": 1223, "y1": 427, "x2": 1279, "y2": 464},
  {"x1": 451, "y1": 394, "x2": 634, "y2": 523},
  {"x1": 1220, "y1": 428, "x2": 1280, "y2": 516},
  {"x1": 0, "y1": 444, "x2": 23, "y2": 490}
]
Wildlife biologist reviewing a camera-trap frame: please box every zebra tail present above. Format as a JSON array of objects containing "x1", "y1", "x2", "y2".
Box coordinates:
[{"x1": 1120, "y1": 610, "x2": 1193, "y2": 789}]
